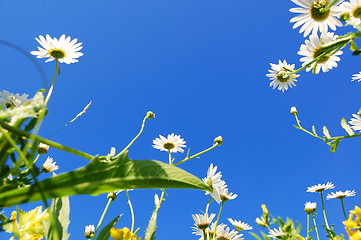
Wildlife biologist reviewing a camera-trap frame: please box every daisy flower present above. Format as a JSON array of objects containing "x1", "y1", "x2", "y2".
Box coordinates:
[
  {"x1": 42, "y1": 157, "x2": 59, "y2": 173},
  {"x1": 227, "y1": 218, "x2": 253, "y2": 231},
  {"x1": 192, "y1": 213, "x2": 216, "y2": 230},
  {"x1": 84, "y1": 225, "x2": 95, "y2": 238},
  {"x1": 218, "y1": 183, "x2": 238, "y2": 202},
  {"x1": 298, "y1": 32, "x2": 343, "y2": 74},
  {"x1": 352, "y1": 71, "x2": 361, "y2": 82},
  {"x1": 268, "y1": 227, "x2": 286, "y2": 238},
  {"x1": 290, "y1": 106, "x2": 298, "y2": 115},
  {"x1": 327, "y1": 190, "x2": 356, "y2": 199},
  {"x1": 30, "y1": 34, "x2": 83, "y2": 64},
  {"x1": 290, "y1": 0, "x2": 343, "y2": 37},
  {"x1": 304, "y1": 202, "x2": 317, "y2": 213},
  {"x1": 339, "y1": 0, "x2": 361, "y2": 26},
  {"x1": 349, "y1": 113, "x2": 361, "y2": 131},
  {"x1": 216, "y1": 226, "x2": 244, "y2": 240},
  {"x1": 152, "y1": 133, "x2": 186, "y2": 153},
  {"x1": 0, "y1": 90, "x2": 30, "y2": 108},
  {"x1": 307, "y1": 182, "x2": 335, "y2": 192},
  {"x1": 267, "y1": 60, "x2": 299, "y2": 92}
]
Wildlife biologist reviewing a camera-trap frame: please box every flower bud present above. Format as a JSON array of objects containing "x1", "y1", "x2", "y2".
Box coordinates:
[
  {"x1": 84, "y1": 225, "x2": 95, "y2": 239},
  {"x1": 107, "y1": 192, "x2": 117, "y2": 201},
  {"x1": 340, "y1": 12, "x2": 350, "y2": 22},
  {"x1": 290, "y1": 106, "x2": 298, "y2": 116},
  {"x1": 146, "y1": 111, "x2": 155, "y2": 119},
  {"x1": 214, "y1": 136, "x2": 223, "y2": 145},
  {"x1": 304, "y1": 202, "x2": 317, "y2": 214},
  {"x1": 38, "y1": 143, "x2": 49, "y2": 154}
]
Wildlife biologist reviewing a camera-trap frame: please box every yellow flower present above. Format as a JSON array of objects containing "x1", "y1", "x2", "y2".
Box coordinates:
[
  {"x1": 344, "y1": 206, "x2": 361, "y2": 240},
  {"x1": 4, "y1": 206, "x2": 49, "y2": 240},
  {"x1": 110, "y1": 227, "x2": 138, "y2": 240}
]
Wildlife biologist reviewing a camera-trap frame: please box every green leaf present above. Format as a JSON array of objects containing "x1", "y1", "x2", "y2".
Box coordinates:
[
  {"x1": 341, "y1": 118, "x2": 354, "y2": 136},
  {"x1": 330, "y1": 139, "x2": 341, "y2": 153},
  {"x1": 96, "y1": 215, "x2": 121, "y2": 240},
  {"x1": 48, "y1": 196, "x2": 71, "y2": 240},
  {"x1": 144, "y1": 193, "x2": 165, "y2": 240},
  {"x1": 248, "y1": 232, "x2": 262, "y2": 240},
  {"x1": 0, "y1": 153, "x2": 210, "y2": 208}
]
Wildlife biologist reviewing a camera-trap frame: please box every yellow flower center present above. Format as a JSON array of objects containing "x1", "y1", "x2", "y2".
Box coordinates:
[
  {"x1": 163, "y1": 142, "x2": 175, "y2": 150},
  {"x1": 313, "y1": 47, "x2": 330, "y2": 63},
  {"x1": 48, "y1": 49, "x2": 66, "y2": 59},
  {"x1": 276, "y1": 70, "x2": 290, "y2": 83},
  {"x1": 353, "y1": 6, "x2": 361, "y2": 19},
  {"x1": 310, "y1": 0, "x2": 330, "y2": 21}
]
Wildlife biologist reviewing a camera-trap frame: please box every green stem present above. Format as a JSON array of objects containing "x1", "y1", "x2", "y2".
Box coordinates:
[
  {"x1": 126, "y1": 190, "x2": 135, "y2": 232},
  {"x1": 94, "y1": 198, "x2": 113, "y2": 238},
  {"x1": 173, "y1": 143, "x2": 219, "y2": 166},
  {"x1": 212, "y1": 201, "x2": 225, "y2": 239},
  {"x1": 312, "y1": 213, "x2": 321, "y2": 240},
  {"x1": 0, "y1": 120, "x2": 95, "y2": 160},
  {"x1": 320, "y1": 191, "x2": 330, "y2": 229},
  {"x1": 168, "y1": 150, "x2": 172, "y2": 164},
  {"x1": 115, "y1": 115, "x2": 148, "y2": 158},
  {"x1": 44, "y1": 59, "x2": 59, "y2": 106},
  {"x1": 320, "y1": 0, "x2": 339, "y2": 12},
  {"x1": 341, "y1": 198, "x2": 348, "y2": 219},
  {"x1": 306, "y1": 213, "x2": 310, "y2": 240}
]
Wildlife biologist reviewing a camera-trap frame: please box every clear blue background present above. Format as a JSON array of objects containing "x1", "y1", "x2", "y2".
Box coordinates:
[{"x1": 1, "y1": 0, "x2": 360, "y2": 239}]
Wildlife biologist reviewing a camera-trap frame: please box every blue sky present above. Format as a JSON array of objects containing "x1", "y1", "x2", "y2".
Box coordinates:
[{"x1": 1, "y1": 0, "x2": 361, "y2": 239}]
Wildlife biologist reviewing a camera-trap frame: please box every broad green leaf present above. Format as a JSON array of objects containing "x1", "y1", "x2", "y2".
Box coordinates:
[
  {"x1": 0, "y1": 153, "x2": 210, "y2": 208},
  {"x1": 48, "y1": 196, "x2": 70, "y2": 240},
  {"x1": 341, "y1": 118, "x2": 354, "y2": 136},
  {"x1": 96, "y1": 215, "x2": 121, "y2": 240},
  {"x1": 322, "y1": 126, "x2": 331, "y2": 139}
]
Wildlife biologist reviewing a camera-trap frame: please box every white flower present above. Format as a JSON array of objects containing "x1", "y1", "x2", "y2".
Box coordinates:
[
  {"x1": 30, "y1": 34, "x2": 83, "y2": 64},
  {"x1": 84, "y1": 225, "x2": 95, "y2": 238},
  {"x1": 38, "y1": 143, "x2": 50, "y2": 154},
  {"x1": 327, "y1": 190, "x2": 356, "y2": 199},
  {"x1": 268, "y1": 227, "x2": 286, "y2": 238},
  {"x1": 203, "y1": 164, "x2": 223, "y2": 203},
  {"x1": 304, "y1": 202, "x2": 317, "y2": 213},
  {"x1": 216, "y1": 226, "x2": 244, "y2": 240},
  {"x1": 352, "y1": 71, "x2": 361, "y2": 82},
  {"x1": 152, "y1": 133, "x2": 186, "y2": 153},
  {"x1": 267, "y1": 60, "x2": 299, "y2": 92},
  {"x1": 227, "y1": 218, "x2": 253, "y2": 231},
  {"x1": 339, "y1": 0, "x2": 361, "y2": 26},
  {"x1": 290, "y1": 106, "x2": 298, "y2": 115},
  {"x1": 0, "y1": 90, "x2": 30, "y2": 108},
  {"x1": 307, "y1": 182, "x2": 335, "y2": 192},
  {"x1": 349, "y1": 113, "x2": 361, "y2": 131},
  {"x1": 298, "y1": 32, "x2": 343, "y2": 74},
  {"x1": 290, "y1": 0, "x2": 343, "y2": 37},
  {"x1": 218, "y1": 183, "x2": 238, "y2": 202},
  {"x1": 42, "y1": 157, "x2": 59, "y2": 173},
  {"x1": 192, "y1": 213, "x2": 216, "y2": 230}
]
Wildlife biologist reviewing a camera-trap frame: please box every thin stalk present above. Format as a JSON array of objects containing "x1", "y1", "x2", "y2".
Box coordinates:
[
  {"x1": 202, "y1": 229, "x2": 208, "y2": 240},
  {"x1": 312, "y1": 213, "x2": 321, "y2": 240},
  {"x1": 94, "y1": 198, "x2": 113, "y2": 238},
  {"x1": 126, "y1": 190, "x2": 135, "y2": 232},
  {"x1": 320, "y1": 191, "x2": 330, "y2": 229},
  {"x1": 320, "y1": 0, "x2": 340, "y2": 12},
  {"x1": 212, "y1": 201, "x2": 225, "y2": 239},
  {"x1": 115, "y1": 115, "x2": 148, "y2": 158},
  {"x1": 174, "y1": 143, "x2": 219, "y2": 166},
  {"x1": 306, "y1": 213, "x2": 311, "y2": 240},
  {"x1": 341, "y1": 198, "x2": 348, "y2": 219},
  {"x1": 0, "y1": 120, "x2": 95, "y2": 160},
  {"x1": 168, "y1": 150, "x2": 172, "y2": 164}
]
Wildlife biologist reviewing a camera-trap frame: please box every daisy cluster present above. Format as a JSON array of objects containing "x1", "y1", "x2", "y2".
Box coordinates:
[{"x1": 267, "y1": 0, "x2": 361, "y2": 92}]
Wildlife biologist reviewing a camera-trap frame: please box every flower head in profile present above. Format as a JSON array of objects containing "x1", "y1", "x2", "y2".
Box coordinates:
[
  {"x1": 30, "y1": 34, "x2": 83, "y2": 64},
  {"x1": 0, "y1": 90, "x2": 30, "y2": 108},
  {"x1": 352, "y1": 71, "x2": 361, "y2": 82},
  {"x1": 298, "y1": 32, "x2": 343, "y2": 74},
  {"x1": 289, "y1": 0, "x2": 343, "y2": 37},
  {"x1": 152, "y1": 133, "x2": 186, "y2": 153},
  {"x1": 216, "y1": 226, "x2": 244, "y2": 240},
  {"x1": 304, "y1": 202, "x2": 317, "y2": 213},
  {"x1": 42, "y1": 156, "x2": 59, "y2": 173},
  {"x1": 3, "y1": 206, "x2": 49, "y2": 240},
  {"x1": 267, "y1": 60, "x2": 299, "y2": 92},
  {"x1": 228, "y1": 218, "x2": 253, "y2": 231},
  {"x1": 349, "y1": 112, "x2": 361, "y2": 132},
  {"x1": 192, "y1": 213, "x2": 215, "y2": 230},
  {"x1": 218, "y1": 182, "x2": 238, "y2": 202},
  {"x1": 327, "y1": 190, "x2": 356, "y2": 199},
  {"x1": 268, "y1": 227, "x2": 286, "y2": 239},
  {"x1": 307, "y1": 182, "x2": 335, "y2": 192},
  {"x1": 339, "y1": 0, "x2": 361, "y2": 26},
  {"x1": 84, "y1": 225, "x2": 95, "y2": 239}
]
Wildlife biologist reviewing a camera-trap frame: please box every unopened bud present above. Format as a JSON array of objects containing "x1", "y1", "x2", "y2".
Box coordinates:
[
  {"x1": 290, "y1": 106, "x2": 298, "y2": 116},
  {"x1": 340, "y1": 12, "x2": 350, "y2": 22},
  {"x1": 84, "y1": 225, "x2": 95, "y2": 239},
  {"x1": 146, "y1": 111, "x2": 155, "y2": 119},
  {"x1": 304, "y1": 202, "x2": 317, "y2": 214},
  {"x1": 214, "y1": 136, "x2": 223, "y2": 145},
  {"x1": 38, "y1": 143, "x2": 49, "y2": 154},
  {"x1": 107, "y1": 192, "x2": 117, "y2": 201}
]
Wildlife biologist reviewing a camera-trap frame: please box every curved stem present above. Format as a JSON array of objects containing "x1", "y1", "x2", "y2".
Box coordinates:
[
  {"x1": 126, "y1": 190, "x2": 135, "y2": 232},
  {"x1": 320, "y1": 191, "x2": 330, "y2": 229},
  {"x1": 173, "y1": 143, "x2": 219, "y2": 166},
  {"x1": 312, "y1": 213, "x2": 321, "y2": 240},
  {"x1": 212, "y1": 201, "x2": 225, "y2": 239},
  {"x1": 94, "y1": 198, "x2": 113, "y2": 238}
]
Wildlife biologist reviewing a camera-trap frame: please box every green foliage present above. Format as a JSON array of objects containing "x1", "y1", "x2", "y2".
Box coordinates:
[
  {"x1": 47, "y1": 196, "x2": 71, "y2": 240},
  {"x1": 0, "y1": 153, "x2": 210, "y2": 208},
  {"x1": 96, "y1": 215, "x2": 121, "y2": 240}
]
